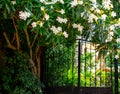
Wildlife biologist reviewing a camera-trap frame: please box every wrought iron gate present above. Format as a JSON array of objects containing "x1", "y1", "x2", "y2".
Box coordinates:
[{"x1": 42, "y1": 39, "x2": 119, "y2": 94}]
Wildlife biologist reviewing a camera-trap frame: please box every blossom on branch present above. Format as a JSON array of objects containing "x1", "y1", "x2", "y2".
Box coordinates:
[
  {"x1": 70, "y1": 0, "x2": 83, "y2": 7},
  {"x1": 63, "y1": 31, "x2": 68, "y2": 38},
  {"x1": 111, "y1": 11, "x2": 116, "y2": 17},
  {"x1": 11, "y1": 1, "x2": 16, "y2": 5},
  {"x1": 88, "y1": 14, "x2": 98, "y2": 23},
  {"x1": 19, "y1": 11, "x2": 31, "y2": 20},
  {"x1": 115, "y1": 55, "x2": 119, "y2": 59},
  {"x1": 41, "y1": 6, "x2": 45, "y2": 11},
  {"x1": 59, "y1": 9, "x2": 65, "y2": 14},
  {"x1": 72, "y1": 23, "x2": 84, "y2": 32},
  {"x1": 102, "y1": 0, "x2": 113, "y2": 10},
  {"x1": 31, "y1": 22, "x2": 37, "y2": 28},
  {"x1": 50, "y1": 26, "x2": 62, "y2": 35},
  {"x1": 101, "y1": 14, "x2": 107, "y2": 21},
  {"x1": 44, "y1": 14, "x2": 49, "y2": 20},
  {"x1": 56, "y1": 17, "x2": 67, "y2": 23}
]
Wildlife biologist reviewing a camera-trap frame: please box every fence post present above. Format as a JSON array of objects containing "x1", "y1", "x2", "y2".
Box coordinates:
[
  {"x1": 114, "y1": 58, "x2": 118, "y2": 94},
  {"x1": 78, "y1": 39, "x2": 81, "y2": 88}
]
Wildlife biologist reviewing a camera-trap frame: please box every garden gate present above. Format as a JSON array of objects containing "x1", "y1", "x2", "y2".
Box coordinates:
[{"x1": 42, "y1": 39, "x2": 119, "y2": 94}]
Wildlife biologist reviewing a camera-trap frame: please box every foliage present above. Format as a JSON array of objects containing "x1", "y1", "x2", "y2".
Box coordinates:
[
  {"x1": 45, "y1": 43, "x2": 75, "y2": 86},
  {"x1": 0, "y1": 52, "x2": 43, "y2": 94},
  {"x1": 0, "y1": 0, "x2": 119, "y2": 47}
]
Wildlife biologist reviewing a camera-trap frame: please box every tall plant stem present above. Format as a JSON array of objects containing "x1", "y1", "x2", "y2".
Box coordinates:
[{"x1": 12, "y1": 17, "x2": 20, "y2": 50}]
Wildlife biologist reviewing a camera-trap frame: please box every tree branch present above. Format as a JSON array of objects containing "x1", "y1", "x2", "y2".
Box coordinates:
[
  {"x1": 24, "y1": 29, "x2": 31, "y2": 47},
  {"x1": 12, "y1": 17, "x2": 20, "y2": 50},
  {"x1": 35, "y1": 46, "x2": 41, "y2": 79},
  {"x1": 3, "y1": 32, "x2": 16, "y2": 50},
  {"x1": 24, "y1": 29, "x2": 33, "y2": 58},
  {"x1": 31, "y1": 33, "x2": 38, "y2": 48},
  {"x1": 11, "y1": 32, "x2": 16, "y2": 44},
  {"x1": 29, "y1": 59, "x2": 37, "y2": 75}
]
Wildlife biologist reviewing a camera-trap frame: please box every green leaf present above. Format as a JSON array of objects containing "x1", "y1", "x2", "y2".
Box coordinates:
[
  {"x1": 45, "y1": 33, "x2": 52, "y2": 41},
  {"x1": 18, "y1": 20, "x2": 26, "y2": 30},
  {"x1": 27, "y1": 19, "x2": 33, "y2": 25},
  {"x1": 0, "y1": 3, "x2": 3, "y2": 9},
  {"x1": 5, "y1": 3, "x2": 10, "y2": 14}
]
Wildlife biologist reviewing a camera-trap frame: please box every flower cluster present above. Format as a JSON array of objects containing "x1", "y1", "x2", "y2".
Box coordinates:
[
  {"x1": 63, "y1": 31, "x2": 68, "y2": 38},
  {"x1": 72, "y1": 23, "x2": 84, "y2": 32},
  {"x1": 31, "y1": 21, "x2": 44, "y2": 28},
  {"x1": 17, "y1": 0, "x2": 120, "y2": 45},
  {"x1": 59, "y1": 9, "x2": 65, "y2": 14},
  {"x1": 102, "y1": 0, "x2": 113, "y2": 10},
  {"x1": 44, "y1": 14, "x2": 49, "y2": 20},
  {"x1": 11, "y1": 1, "x2": 16, "y2": 5},
  {"x1": 56, "y1": 17, "x2": 67, "y2": 23},
  {"x1": 70, "y1": 0, "x2": 83, "y2": 7},
  {"x1": 19, "y1": 11, "x2": 31, "y2": 20},
  {"x1": 88, "y1": 14, "x2": 98, "y2": 23},
  {"x1": 50, "y1": 26, "x2": 68, "y2": 38},
  {"x1": 115, "y1": 55, "x2": 119, "y2": 59},
  {"x1": 50, "y1": 26, "x2": 62, "y2": 35},
  {"x1": 40, "y1": 0, "x2": 64, "y2": 4}
]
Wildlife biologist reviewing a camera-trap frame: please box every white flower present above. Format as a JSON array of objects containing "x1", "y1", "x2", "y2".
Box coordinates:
[
  {"x1": 53, "y1": 30, "x2": 59, "y2": 35},
  {"x1": 90, "y1": 7, "x2": 95, "y2": 11},
  {"x1": 88, "y1": 14, "x2": 98, "y2": 23},
  {"x1": 44, "y1": 1, "x2": 55, "y2": 4},
  {"x1": 56, "y1": 17, "x2": 67, "y2": 23},
  {"x1": 44, "y1": 14, "x2": 49, "y2": 20},
  {"x1": 50, "y1": 6, "x2": 54, "y2": 9},
  {"x1": 50, "y1": 26, "x2": 56, "y2": 31},
  {"x1": 39, "y1": 22, "x2": 44, "y2": 27},
  {"x1": 78, "y1": 1, "x2": 83, "y2": 5},
  {"x1": 95, "y1": 8, "x2": 101, "y2": 13},
  {"x1": 109, "y1": 31, "x2": 114, "y2": 36},
  {"x1": 72, "y1": 23, "x2": 84, "y2": 32},
  {"x1": 70, "y1": 0, "x2": 78, "y2": 7},
  {"x1": 63, "y1": 31, "x2": 68, "y2": 38},
  {"x1": 64, "y1": 18, "x2": 67, "y2": 23},
  {"x1": 41, "y1": 6, "x2": 44, "y2": 11},
  {"x1": 111, "y1": 11, "x2": 116, "y2": 17},
  {"x1": 70, "y1": 0, "x2": 83, "y2": 7},
  {"x1": 59, "y1": 0, "x2": 64, "y2": 4},
  {"x1": 77, "y1": 24, "x2": 84, "y2": 32},
  {"x1": 31, "y1": 22, "x2": 37, "y2": 28},
  {"x1": 116, "y1": 18, "x2": 120, "y2": 27},
  {"x1": 102, "y1": 0, "x2": 112, "y2": 10},
  {"x1": 42, "y1": 0, "x2": 64, "y2": 4},
  {"x1": 101, "y1": 14, "x2": 107, "y2": 21},
  {"x1": 81, "y1": 12, "x2": 85, "y2": 17},
  {"x1": 116, "y1": 38, "x2": 120, "y2": 43},
  {"x1": 106, "y1": 31, "x2": 114, "y2": 42},
  {"x1": 57, "y1": 27, "x2": 62, "y2": 31},
  {"x1": 115, "y1": 55, "x2": 119, "y2": 59},
  {"x1": 50, "y1": 26, "x2": 62, "y2": 35},
  {"x1": 59, "y1": 9, "x2": 65, "y2": 14},
  {"x1": 90, "y1": 0, "x2": 97, "y2": 4},
  {"x1": 11, "y1": 1, "x2": 16, "y2": 5},
  {"x1": 92, "y1": 4, "x2": 98, "y2": 9},
  {"x1": 72, "y1": 23, "x2": 78, "y2": 28},
  {"x1": 109, "y1": 25, "x2": 115, "y2": 31},
  {"x1": 40, "y1": 0, "x2": 45, "y2": 3},
  {"x1": 90, "y1": 3, "x2": 98, "y2": 11},
  {"x1": 19, "y1": 11, "x2": 31, "y2": 20}
]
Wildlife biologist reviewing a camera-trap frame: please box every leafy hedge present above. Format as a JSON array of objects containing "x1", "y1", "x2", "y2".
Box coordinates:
[{"x1": 0, "y1": 52, "x2": 43, "y2": 94}]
